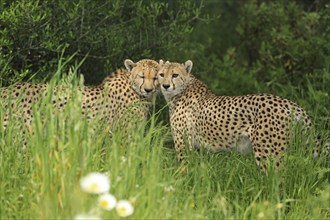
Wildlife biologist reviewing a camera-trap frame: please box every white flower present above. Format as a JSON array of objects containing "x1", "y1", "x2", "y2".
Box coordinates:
[
  {"x1": 98, "y1": 193, "x2": 117, "y2": 211},
  {"x1": 74, "y1": 214, "x2": 101, "y2": 220},
  {"x1": 121, "y1": 156, "x2": 127, "y2": 163},
  {"x1": 116, "y1": 200, "x2": 134, "y2": 217},
  {"x1": 116, "y1": 176, "x2": 122, "y2": 182},
  {"x1": 80, "y1": 172, "x2": 110, "y2": 194},
  {"x1": 276, "y1": 202, "x2": 283, "y2": 209},
  {"x1": 164, "y1": 185, "x2": 175, "y2": 192},
  {"x1": 257, "y1": 212, "x2": 265, "y2": 219}
]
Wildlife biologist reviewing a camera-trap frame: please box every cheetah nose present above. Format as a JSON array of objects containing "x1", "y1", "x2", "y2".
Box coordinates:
[
  {"x1": 144, "y1": 88, "x2": 153, "y2": 93},
  {"x1": 162, "y1": 84, "x2": 170, "y2": 90}
]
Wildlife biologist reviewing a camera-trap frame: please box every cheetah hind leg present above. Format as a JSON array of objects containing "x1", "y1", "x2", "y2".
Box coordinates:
[
  {"x1": 251, "y1": 132, "x2": 287, "y2": 173},
  {"x1": 252, "y1": 145, "x2": 285, "y2": 173}
]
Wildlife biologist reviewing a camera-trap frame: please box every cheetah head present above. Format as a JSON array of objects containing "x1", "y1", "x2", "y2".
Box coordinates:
[
  {"x1": 124, "y1": 59, "x2": 160, "y2": 98},
  {"x1": 157, "y1": 60, "x2": 193, "y2": 100}
]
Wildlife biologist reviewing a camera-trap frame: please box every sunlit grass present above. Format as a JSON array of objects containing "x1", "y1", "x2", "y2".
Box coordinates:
[{"x1": 0, "y1": 68, "x2": 329, "y2": 219}]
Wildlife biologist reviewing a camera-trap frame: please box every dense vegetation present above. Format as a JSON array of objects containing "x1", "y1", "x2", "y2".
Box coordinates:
[{"x1": 1, "y1": 0, "x2": 329, "y2": 219}]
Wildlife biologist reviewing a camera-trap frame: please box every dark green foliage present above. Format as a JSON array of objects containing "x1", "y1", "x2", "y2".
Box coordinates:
[
  {"x1": 0, "y1": 0, "x2": 202, "y2": 85},
  {"x1": 185, "y1": 1, "x2": 329, "y2": 93},
  {"x1": 236, "y1": 1, "x2": 329, "y2": 85}
]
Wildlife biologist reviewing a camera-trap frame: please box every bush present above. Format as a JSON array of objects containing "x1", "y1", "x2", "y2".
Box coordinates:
[
  {"x1": 0, "y1": 0, "x2": 205, "y2": 85},
  {"x1": 236, "y1": 1, "x2": 330, "y2": 86}
]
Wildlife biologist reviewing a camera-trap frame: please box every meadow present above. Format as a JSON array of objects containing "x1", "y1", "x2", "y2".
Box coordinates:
[{"x1": 0, "y1": 63, "x2": 329, "y2": 220}]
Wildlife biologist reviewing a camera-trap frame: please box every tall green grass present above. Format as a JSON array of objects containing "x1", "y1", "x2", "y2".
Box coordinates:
[{"x1": 0, "y1": 67, "x2": 329, "y2": 219}]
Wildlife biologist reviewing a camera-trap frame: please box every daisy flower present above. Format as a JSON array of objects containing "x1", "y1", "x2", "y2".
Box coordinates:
[
  {"x1": 98, "y1": 193, "x2": 117, "y2": 211},
  {"x1": 257, "y1": 212, "x2": 265, "y2": 219},
  {"x1": 116, "y1": 200, "x2": 134, "y2": 217},
  {"x1": 80, "y1": 172, "x2": 110, "y2": 194},
  {"x1": 74, "y1": 214, "x2": 101, "y2": 220},
  {"x1": 276, "y1": 202, "x2": 284, "y2": 209}
]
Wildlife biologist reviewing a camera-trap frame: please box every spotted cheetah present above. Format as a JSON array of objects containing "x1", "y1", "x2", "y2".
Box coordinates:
[
  {"x1": 157, "y1": 60, "x2": 320, "y2": 171},
  {"x1": 0, "y1": 59, "x2": 160, "y2": 132}
]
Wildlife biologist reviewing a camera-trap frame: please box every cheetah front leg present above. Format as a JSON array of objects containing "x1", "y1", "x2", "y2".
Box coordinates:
[
  {"x1": 172, "y1": 127, "x2": 186, "y2": 162},
  {"x1": 171, "y1": 128, "x2": 191, "y2": 174}
]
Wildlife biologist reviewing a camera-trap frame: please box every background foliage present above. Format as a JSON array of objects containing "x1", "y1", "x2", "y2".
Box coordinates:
[
  {"x1": 1, "y1": 0, "x2": 329, "y2": 108},
  {"x1": 1, "y1": 0, "x2": 329, "y2": 87},
  {"x1": 0, "y1": 0, "x2": 203, "y2": 84},
  {"x1": 187, "y1": 0, "x2": 329, "y2": 93}
]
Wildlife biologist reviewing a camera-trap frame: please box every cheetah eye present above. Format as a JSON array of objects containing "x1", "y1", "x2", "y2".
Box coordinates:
[
  {"x1": 159, "y1": 73, "x2": 164, "y2": 78},
  {"x1": 172, "y1": 73, "x2": 179, "y2": 78},
  {"x1": 139, "y1": 75, "x2": 144, "y2": 79}
]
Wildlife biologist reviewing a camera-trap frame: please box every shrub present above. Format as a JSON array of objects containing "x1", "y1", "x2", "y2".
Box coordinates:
[
  {"x1": 0, "y1": 0, "x2": 205, "y2": 85},
  {"x1": 236, "y1": 1, "x2": 329, "y2": 86}
]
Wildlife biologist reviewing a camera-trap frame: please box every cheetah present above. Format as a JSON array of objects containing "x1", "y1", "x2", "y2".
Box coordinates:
[
  {"x1": 157, "y1": 60, "x2": 319, "y2": 171},
  {"x1": 0, "y1": 59, "x2": 160, "y2": 132}
]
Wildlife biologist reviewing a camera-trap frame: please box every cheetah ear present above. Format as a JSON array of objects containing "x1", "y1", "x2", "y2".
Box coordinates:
[
  {"x1": 184, "y1": 60, "x2": 193, "y2": 73},
  {"x1": 124, "y1": 59, "x2": 137, "y2": 71},
  {"x1": 159, "y1": 60, "x2": 170, "y2": 65}
]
